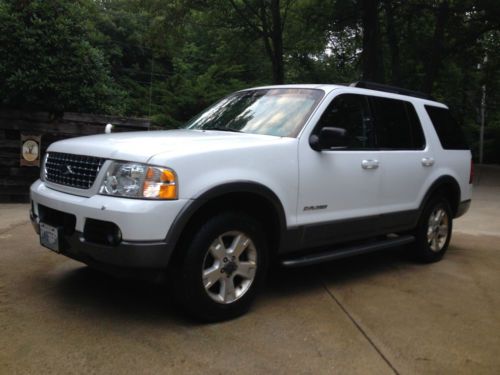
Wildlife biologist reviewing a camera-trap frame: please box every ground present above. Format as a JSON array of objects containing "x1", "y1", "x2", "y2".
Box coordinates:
[{"x1": 1, "y1": 166, "x2": 499, "y2": 374}]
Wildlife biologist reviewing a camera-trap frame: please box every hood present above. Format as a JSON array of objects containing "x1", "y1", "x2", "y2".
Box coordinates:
[{"x1": 48, "y1": 129, "x2": 291, "y2": 163}]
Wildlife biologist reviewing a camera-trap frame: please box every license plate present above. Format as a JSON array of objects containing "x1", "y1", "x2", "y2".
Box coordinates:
[{"x1": 40, "y1": 222, "x2": 62, "y2": 253}]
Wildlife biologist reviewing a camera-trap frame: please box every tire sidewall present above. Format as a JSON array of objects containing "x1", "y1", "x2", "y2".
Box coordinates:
[
  {"x1": 415, "y1": 196, "x2": 453, "y2": 262},
  {"x1": 176, "y1": 211, "x2": 268, "y2": 322}
]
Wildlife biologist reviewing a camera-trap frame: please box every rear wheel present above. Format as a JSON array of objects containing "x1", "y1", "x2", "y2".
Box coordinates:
[
  {"x1": 414, "y1": 196, "x2": 453, "y2": 262},
  {"x1": 173, "y1": 212, "x2": 268, "y2": 322}
]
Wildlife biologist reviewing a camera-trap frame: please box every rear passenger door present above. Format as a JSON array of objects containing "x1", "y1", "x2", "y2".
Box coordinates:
[{"x1": 369, "y1": 96, "x2": 431, "y2": 221}]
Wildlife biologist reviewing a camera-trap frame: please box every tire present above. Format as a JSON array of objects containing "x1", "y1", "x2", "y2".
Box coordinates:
[
  {"x1": 413, "y1": 195, "x2": 453, "y2": 263},
  {"x1": 172, "y1": 211, "x2": 268, "y2": 322}
]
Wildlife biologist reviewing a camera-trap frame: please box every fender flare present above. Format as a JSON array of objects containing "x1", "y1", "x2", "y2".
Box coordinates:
[
  {"x1": 164, "y1": 181, "x2": 287, "y2": 254},
  {"x1": 418, "y1": 175, "x2": 461, "y2": 216}
]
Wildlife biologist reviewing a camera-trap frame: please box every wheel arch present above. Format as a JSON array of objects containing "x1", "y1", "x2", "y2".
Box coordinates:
[
  {"x1": 419, "y1": 175, "x2": 461, "y2": 217},
  {"x1": 165, "y1": 181, "x2": 287, "y2": 263}
]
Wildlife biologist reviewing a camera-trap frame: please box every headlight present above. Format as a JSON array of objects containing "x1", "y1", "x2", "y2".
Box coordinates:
[{"x1": 99, "y1": 162, "x2": 177, "y2": 200}]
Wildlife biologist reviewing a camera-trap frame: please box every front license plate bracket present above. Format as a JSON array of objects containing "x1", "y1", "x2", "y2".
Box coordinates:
[{"x1": 40, "y1": 222, "x2": 63, "y2": 253}]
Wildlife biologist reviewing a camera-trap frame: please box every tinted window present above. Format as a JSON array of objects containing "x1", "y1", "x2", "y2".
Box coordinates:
[
  {"x1": 315, "y1": 94, "x2": 374, "y2": 149},
  {"x1": 425, "y1": 105, "x2": 468, "y2": 150},
  {"x1": 184, "y1": 88, "x2": 324, "y2": 137},
  {"x1": 370, "y1": 97, "x2": 425, "y2": 150},
  {"x1": 406, "y1": 103, "x2": 426, "y2": 148}
]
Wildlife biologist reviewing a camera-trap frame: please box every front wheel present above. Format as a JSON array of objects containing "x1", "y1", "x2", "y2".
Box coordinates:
[
  {"x1": 173, "y1": 212, "x2": 268, "y2": 322},
  {"x1": 413, "y1": 196, "x2": 453, "y2": 263}
]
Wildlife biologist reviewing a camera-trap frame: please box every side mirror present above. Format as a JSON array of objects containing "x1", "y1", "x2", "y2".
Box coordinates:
[{"x1": 309, "y1": 127, "x2": 347, "y2": 151}]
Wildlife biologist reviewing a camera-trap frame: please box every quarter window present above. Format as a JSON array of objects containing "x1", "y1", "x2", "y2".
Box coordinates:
[{"x1": 425, "y1": 105, "x2": 468, "y2": 150}]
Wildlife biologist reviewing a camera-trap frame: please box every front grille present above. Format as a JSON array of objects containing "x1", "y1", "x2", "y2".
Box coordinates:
[{"x1": 45, "y1": 152, "x2": 105, "y2": 189}]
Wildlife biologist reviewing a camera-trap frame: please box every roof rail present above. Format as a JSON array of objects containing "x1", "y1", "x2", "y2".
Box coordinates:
[{"x1": 350, "y1": 81, "x2": 435, "y2": 100}]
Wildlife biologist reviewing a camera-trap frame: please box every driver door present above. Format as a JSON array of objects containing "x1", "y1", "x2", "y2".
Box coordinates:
[{"x1": 296, "y1": 93, "x2": 383, "y2": 247}]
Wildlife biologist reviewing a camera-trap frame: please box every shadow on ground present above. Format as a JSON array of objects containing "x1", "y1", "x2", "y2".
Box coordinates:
[{"x1": 52, "y1": 245, "x2": 416, "y2": 324}]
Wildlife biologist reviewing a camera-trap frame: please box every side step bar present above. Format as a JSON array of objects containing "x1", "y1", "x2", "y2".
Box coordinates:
[{"x1": 280, "y1": 235, "x2": 415, "y2": 268}]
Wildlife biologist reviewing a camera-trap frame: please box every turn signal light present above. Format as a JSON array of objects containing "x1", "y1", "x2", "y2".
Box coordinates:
[{"x1": 143, "y1": 167, "x2": 177, "y2": 199}]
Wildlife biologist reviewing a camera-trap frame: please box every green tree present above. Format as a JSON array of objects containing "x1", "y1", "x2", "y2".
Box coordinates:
[
  {"x1": 0, "y1": 0, "x2": 122, "y2": 113},
  {"x1": 1, "y1": 0, "x2": 499, "y2": 163}
]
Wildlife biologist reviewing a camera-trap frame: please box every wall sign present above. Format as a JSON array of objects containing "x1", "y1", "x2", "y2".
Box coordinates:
[{"x1": 20, "y1": 134, "x2": 41, "y2": 167}]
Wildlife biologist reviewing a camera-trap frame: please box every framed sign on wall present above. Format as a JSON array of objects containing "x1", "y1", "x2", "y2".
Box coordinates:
[{"x1": 20, "y1": 134, "x2": 41, "y2": 167}]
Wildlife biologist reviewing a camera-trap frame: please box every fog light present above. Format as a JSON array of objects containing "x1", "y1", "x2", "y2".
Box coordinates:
[
  {"x1": 84, "y1": 219, "x2": 122, "y2": 246},
  {"x1": 106, "y1": 227, "x2": 122, "y2": 246}
]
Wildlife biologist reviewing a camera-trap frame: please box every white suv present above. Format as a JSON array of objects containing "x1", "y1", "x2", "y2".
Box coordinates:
[{"x1": 30, "y1": 82, "x2": 472, "y2": 321}]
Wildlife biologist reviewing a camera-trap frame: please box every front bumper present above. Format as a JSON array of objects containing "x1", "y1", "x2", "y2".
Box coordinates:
[
  {"x1": 31, "y1": 214, "x2": 169, "y2": 269},
  {"x1": 30, "y1": 180, "x2": 188, "y2": 269}
]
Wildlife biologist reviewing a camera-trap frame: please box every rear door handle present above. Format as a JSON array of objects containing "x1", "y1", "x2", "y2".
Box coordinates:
[
  {"x1": 422, "y1": 157, "x2": 435, "y2": 167},
  {"x1": 361, "y1": 159, "x2": 379, "y2": 169}
]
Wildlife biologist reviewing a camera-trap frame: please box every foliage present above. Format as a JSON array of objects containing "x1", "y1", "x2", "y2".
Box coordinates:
[
  {"x1": 0, "y1": 0, "x2": 499, "y2": 161},
  {"x1": 0, "y1": 0, "x2": 123, "y2": 113}
]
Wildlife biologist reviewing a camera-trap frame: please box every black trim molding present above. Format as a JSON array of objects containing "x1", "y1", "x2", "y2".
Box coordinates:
[
  {"x1": 164, "y1": 181, "x2": 288, "y2": 254},
  {"x1": 418, "y1": 175, "x2": 461, "y2": 216},
  {"x1": 280, "y1": 209, "x2": 419, "y2": 254}
]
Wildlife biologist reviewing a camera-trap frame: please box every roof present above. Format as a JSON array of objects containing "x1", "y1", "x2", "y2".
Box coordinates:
[{"x1": 243, "y1": 83, "x2": 445, "y2": 107}]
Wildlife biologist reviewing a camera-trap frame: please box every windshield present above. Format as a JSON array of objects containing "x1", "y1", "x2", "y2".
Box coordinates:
[{"x1": 183, "y1": 88, "x2": 324, "y2": 137}]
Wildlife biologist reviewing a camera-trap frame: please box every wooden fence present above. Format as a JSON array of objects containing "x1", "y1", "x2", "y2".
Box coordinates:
[{"x1": 0, "y1": 110, "x2": 150, "y2": 202}]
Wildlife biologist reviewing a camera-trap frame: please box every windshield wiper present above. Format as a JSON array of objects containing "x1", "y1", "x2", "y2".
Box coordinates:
[{"x1": 205, "y1": 126, "x2": 243, "y2": 133}]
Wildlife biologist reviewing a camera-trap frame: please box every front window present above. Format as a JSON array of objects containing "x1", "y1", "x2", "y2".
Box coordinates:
[
  {"x1": 315, "y1": 94, "x2": 374, "y2": 149},
  {"x1": 184, "y1": 88, "x2": 324, "y2": 137}
]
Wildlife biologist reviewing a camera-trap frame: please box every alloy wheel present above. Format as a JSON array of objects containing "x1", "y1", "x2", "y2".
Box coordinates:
[
  {"x1": 202, "y1": 231, "x2": 257, "y2": 304},
  {"x1": 427, "y1": 207, "x2": 449, "y2": 252}
]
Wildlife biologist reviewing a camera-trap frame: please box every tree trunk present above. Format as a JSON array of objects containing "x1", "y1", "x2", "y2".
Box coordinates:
[
  {"x1": 384, "y1": 1, "x2": 400, "y2": 85},
  {"x1": 361, "y1": 0, "x2": 384, "y2": 82},
  {"x1": 422, "y1": 1, "x2": 449, "y2": 94},
  {"x1": 270, "y1": 0, "x2": 284, "y2": 84},
  {"x1": 228, "y1": 0, "x2": 285, "y2": 84}
]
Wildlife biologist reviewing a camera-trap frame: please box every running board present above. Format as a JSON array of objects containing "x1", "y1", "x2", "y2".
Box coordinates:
[{"x1": 280, "y1": 235, "x2": 415, "y2": 268}]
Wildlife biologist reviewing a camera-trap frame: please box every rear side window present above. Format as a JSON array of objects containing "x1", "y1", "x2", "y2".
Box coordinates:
[
  {"x1": 369, "y1": 96, "x2": 425, "y2": 150},
  {"x1": 425, "y1": 106, "x2": 468, "y2": 150}
]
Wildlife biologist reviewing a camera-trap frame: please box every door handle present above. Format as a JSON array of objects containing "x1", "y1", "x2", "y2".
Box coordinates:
[
  {"x1": 421, "y1": 157, "x2": 435, "y2": 167},
  {"x1": 361, "y1": 159, "x2": 379, "y2": 169}
]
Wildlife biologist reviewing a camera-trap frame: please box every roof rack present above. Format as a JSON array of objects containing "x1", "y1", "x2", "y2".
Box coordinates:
[{"x1": 350, "y1": 81, "x2": 435, "y2": 100}]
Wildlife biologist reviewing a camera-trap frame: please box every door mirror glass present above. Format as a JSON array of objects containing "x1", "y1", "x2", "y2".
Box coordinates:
[{"x1": 309, "y1": 127, "x2": 347, "y2": 151}]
